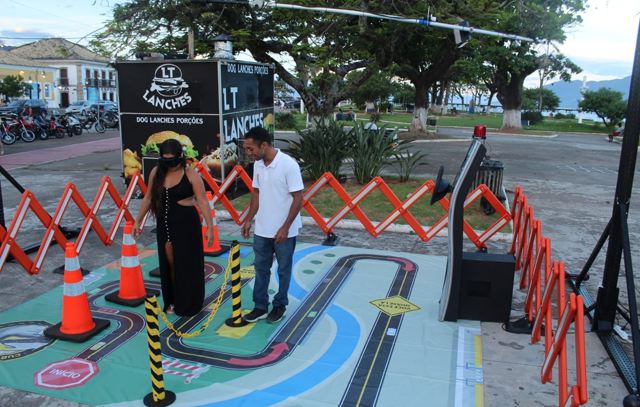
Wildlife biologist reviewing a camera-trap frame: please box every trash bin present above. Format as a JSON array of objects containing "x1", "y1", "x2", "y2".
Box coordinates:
[
  {"x1": 427, "y1": 118, "x2": 437, "y2": 132},
  {"x1": 472, "y1": 159, "x2": 505, "y2": 215}
]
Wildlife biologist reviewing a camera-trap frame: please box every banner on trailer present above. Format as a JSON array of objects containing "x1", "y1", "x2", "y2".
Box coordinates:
[
  {"x1": 215, "y1": 60, "x2": 274, "y2": 179},
  {"x1": 116, "y1": 60, "x2": 273, "y2": 182}
]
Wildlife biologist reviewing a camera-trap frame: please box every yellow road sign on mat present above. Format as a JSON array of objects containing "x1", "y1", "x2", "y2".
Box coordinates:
[{"x1": 370, "y1": 295, "x2": 420, "y2": 317}]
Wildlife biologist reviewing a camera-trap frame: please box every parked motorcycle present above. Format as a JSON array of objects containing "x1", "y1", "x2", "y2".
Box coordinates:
[
  {"x1": 33, "y1": 112, "x2": 65, "y2": 139},
  {"x1": 59, "y1": 113, "x2": 83, "y2": 137},
  {"x1": 48, "y1": 114, "x2": 69, "y2": 139},
  {"x1": 101, "y1": 111, "x2": 119, "y2": 129},
  {"x1": 0, "y1": 114, "x2": 36, "y2": 143},
  {"x1": 78, "y1": 111, "x2": 105, "y2": 134},
  {"x1": 0, "y1": 116, "x2": 17, "y2": 145}
]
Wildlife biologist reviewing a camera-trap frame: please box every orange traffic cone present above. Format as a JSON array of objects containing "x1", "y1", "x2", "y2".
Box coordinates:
[
  {"x1": 106, "y1": 221, "x2": 159, "y2": 306},
  {"x1": 44, "y1": 243, "x2": 110, "y2": 342},
  {"x1": 203, "y1": 191, "x2": 229, "y2": 256}
]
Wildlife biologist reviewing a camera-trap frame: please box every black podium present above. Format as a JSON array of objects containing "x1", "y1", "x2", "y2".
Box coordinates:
[{"x1": 433, "y1": 138, "x2": 515, "y2": 322}]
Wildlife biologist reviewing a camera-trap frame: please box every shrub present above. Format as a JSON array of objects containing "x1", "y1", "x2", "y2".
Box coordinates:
[
  {"x1": 521, "y1": 111, "x2": 544, "y2": 125},
  {"x1": 281, "y1": 120, "x2": 349, "y2": 180},
  {"x1": 393, "y1": 149, "x2": 427, "y2": 182},
  {"x1": 553, "y1": 112, "x2": 576, "y2": 120},
  {"x1": 348, "y1": 123, "x2": 403, "y2": 184},
  {"x1": 275, "y1": 112, "x2": 297, "y2": 129}
]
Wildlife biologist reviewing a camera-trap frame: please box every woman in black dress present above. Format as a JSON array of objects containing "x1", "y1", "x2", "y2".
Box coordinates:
[{"x1": 133, "y1": 139, "x2": 214, "y2": 316}]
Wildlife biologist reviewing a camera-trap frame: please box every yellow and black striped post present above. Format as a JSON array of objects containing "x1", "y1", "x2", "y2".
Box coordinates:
[
  {"x1": 225, "y1": 241, "x2": 248, "y2": 327},
  {"x1": 143, "y1": 296, "x2": 176, "y2": 407}
]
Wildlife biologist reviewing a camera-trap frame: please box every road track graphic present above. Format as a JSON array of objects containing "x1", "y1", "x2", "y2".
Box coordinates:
[{"x1": 162, "y1": 254, "x2": 417, "y2": 376}]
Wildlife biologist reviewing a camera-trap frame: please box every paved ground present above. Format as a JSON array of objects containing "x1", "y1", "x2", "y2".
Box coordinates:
[{"x1": 0, "y1": 127, "x2": 636, "y2": 406}]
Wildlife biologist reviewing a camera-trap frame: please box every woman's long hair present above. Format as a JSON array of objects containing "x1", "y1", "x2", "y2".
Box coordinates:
[{"x1": 150, "y1": 139, "x2": 185, "y2": 216}]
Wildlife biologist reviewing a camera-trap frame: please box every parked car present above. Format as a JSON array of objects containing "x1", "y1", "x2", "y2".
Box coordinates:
[
  {"x1": 284, "y1": 99, "x2": 301, "y2": 109},
  {"x1": 65, "y1": 100, "x2": 93, "y2": 115},
  {"x1": 0, "y1": 99, "x2": 48, "y2": 116},
  {"x1": 608, "y1": 125, "x2": 624, "y2": 142},
  {"x1": 89, "y1": 101, "x2": 118, "y2": 114}
]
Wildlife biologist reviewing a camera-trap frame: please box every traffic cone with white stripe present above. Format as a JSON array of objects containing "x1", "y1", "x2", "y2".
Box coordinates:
[
  {"x1": 203, "y1": 191, "x2": 229, "y2": 256},
  {"x1": 44, "y1": 243, "x2": 110, "y2": 342},
  {"x1": 106, "y1": 221, "x2": 159, "y2": 307}
]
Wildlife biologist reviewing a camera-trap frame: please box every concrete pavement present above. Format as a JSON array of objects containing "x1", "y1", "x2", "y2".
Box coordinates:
[{"x1": 0, "y1": 128, "x2": 634, "y2": 406}]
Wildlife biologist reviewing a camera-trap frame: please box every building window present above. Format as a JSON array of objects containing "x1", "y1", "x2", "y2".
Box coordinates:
[
  {"x1": 86, "y1": 69, "x2": 90, "y2": 79},
  {"x1": 44, "y1": 84, "x2": 51, "y2": 99},
  {"x1": 102, "y1": 92, "x2": 107, "y2": 100},
  {"x1": 109, "y1": 92, "x2": 114, "y2": 101}
]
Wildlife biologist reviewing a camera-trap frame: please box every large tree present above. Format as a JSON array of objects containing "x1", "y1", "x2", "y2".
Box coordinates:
[
  {"x1": 535, "y1": 50, "x2": 581, "y2": 111},
  {"x1": 483, "y1": 0, "x2": 584, "y2": 130},
  {"x1": 579, "y1": 88, "x2": 627, "y2": 127},
  {"x1": 346, "y1": 69, "x2": 394, "y2": 110},
  {"x1": 522, "y1": 88, "x2": 560, "y2": 112},
  {"x1": 92, "y1": 0, "x2": 401, "y2": 122}
]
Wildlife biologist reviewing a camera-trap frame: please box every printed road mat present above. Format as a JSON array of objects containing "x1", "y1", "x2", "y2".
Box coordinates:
[{"x1": 0, "y1": 240, "x2": 483, "y2": 406}]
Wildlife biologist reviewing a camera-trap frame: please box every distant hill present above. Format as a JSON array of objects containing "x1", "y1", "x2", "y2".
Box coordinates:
[{"x1": 544, "y1": 76, "x2": 631, "y2": 110}]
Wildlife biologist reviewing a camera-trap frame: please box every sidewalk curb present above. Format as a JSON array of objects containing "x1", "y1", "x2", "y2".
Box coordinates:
[{"x1": 215, "y1": 210, "x2": 512, "y2": 242}]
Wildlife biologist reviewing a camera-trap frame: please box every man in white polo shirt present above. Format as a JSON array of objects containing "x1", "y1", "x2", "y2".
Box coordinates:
[{"x1": 241, "y1": 126, "x2": 304, "y2": 323}]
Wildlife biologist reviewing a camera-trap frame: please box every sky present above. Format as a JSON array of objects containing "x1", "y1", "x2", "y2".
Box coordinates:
[{"x1": 1, "y1": 0, "x2": 639, "y2": 86}]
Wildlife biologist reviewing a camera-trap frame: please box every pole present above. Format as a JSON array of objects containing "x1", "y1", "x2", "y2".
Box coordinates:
[
  {"x1": 143, "y1": 296, "x2": 176, "y2": 407},
  {"x1": 0, "y1": 177, "x2": 5, "y2": 229},
  {"x1": 188, "y1": 29, "x2": 195, "y2": 59},
  {"x1": 224, "y1": 241, "x2": 248, "y2": 327},
  {"x1": 207, "y1": 0, "x2": 534, "y2": 42},
  {"x1": 593, "y1": 21, "x2": 640, "y2": 332}
]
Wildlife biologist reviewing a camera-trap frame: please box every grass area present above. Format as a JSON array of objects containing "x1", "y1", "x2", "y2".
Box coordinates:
[
  {"x1": 229, "y1": 177, "x2": 509, "y2": 232},
  {"x1": 275, "y1": 109, "x2": 612, "y2": 134},
  {"x1": 346, "y1": 111, "x2": 612, "y2": 134},
  {"x1": 275, "y1": 111, "x2": 306, "y2": 130}
]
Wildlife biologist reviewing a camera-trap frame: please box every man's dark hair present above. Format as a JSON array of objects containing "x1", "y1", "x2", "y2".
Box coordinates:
[{"x1": 244, "y1": 126, "x2": 271, "y2": 145}]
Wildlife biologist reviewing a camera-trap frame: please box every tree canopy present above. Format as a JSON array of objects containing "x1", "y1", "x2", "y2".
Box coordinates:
[
  {"x1": 478, "y1": 0, "x2": 584, "y2": 129},
  {"x1": 93, "y1": 0, "x2": 586, "y2": 131},
  {"x1": 0, "y1": 75, "x2": 31, "y2": 99},
  {"x1": 579, "y1": 88, "x2": 627, "y2": 127},
  {"x1": 346, "y1": 70, "x2": 394, "y2": 109},
  {"x1": 522, "y1": 88, "x2": 560, "y2": 112},
  {"x1": 93, "y1": 0, "x2": 401, "y2": 120}
]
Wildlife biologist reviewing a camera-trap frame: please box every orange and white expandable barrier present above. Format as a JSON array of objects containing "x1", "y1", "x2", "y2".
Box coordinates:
[
  {"x1": 511, "y1": 186, "x2": 588, "y2": 407},
  {"x1": 195, "y1": 164, "x2": 511, "y2": 250},
  {"x1": 44, "y1": 243, "x2": 110, "y2": 342},
  {"x1": 106, "y1": 221, "x2": 158, "y2": 307},
  {"x1": 0, "y1": 166, "x2": 510, "y2": 275},
  {"x1": 0, "y1": 172, "x2": 147, "y2": 275}
]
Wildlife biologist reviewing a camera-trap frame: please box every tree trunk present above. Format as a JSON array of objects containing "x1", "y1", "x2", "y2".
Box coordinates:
[
  {"x1": 429, "y1": 84, "x2": 439, "y2": 113},
  {"x1": 411, "y1": 107, "x2": 429, "y2": 132},
  {"x1": 432, "y1": 82, "x2": 445, "y2": 114},
  {"x1": 502, "y1": 109, "x2": 522, "y2": 129},
  {"x1": 411, "y1": 80, "x2": 429, "y2": 132},
  {"x1": 496, "y1": 72, "x2": 526, "y2": 131},
  {"x1": 442, "y1": 83, "x2": 450, "y2": 115}
]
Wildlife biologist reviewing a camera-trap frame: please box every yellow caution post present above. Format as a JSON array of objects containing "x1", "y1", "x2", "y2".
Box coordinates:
[
  {"x1": 224, "y1": 241, "x2": 248, "y2": 327},
  {"x1": 143, "y1": 296, "x2": 176, "y2": 407}
]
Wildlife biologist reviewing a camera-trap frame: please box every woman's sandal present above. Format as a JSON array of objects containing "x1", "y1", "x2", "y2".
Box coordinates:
[{"x1": 167, "y1": 305, "x2": 175, "y2": 314}]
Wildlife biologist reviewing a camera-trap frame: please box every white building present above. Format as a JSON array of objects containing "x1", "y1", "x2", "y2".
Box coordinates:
[{"x1": 9, "y1": 38, "x2": 117, "y2": 108}]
